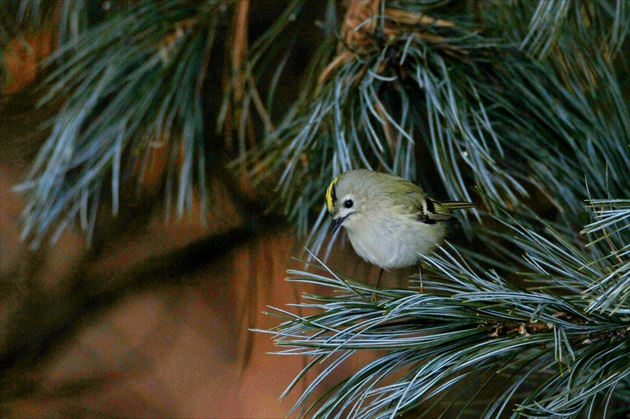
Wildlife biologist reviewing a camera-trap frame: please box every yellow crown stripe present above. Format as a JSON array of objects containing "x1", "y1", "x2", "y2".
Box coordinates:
[{"x1": 326, "y1": 176, "x2": 340, "y2": 211}]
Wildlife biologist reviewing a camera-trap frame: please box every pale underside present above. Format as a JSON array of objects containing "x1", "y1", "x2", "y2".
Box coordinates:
[{"x1": 342, "y1": 206, "x2": 447, "y2": 269}]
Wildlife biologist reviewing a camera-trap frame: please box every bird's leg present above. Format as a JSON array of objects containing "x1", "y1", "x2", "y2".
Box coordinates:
[
  {"x1": 375, "y1": 268, "x2": 384, "y2": 289},
  {"x1": 418, "y1": 264, "x2": 424, "y2": 293},
  {"x1": 371, "y1": 268, "x2": 384, "y2": 303}
]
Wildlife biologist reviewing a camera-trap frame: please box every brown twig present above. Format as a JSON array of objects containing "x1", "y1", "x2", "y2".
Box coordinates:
[{"x1": 317, "y1": 0, "x2": 460, "y2": 87}]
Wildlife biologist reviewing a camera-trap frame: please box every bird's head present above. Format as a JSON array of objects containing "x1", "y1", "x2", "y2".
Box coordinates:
[{"x1": 326, "y1": 170, "x2": 370, "y2": 233}]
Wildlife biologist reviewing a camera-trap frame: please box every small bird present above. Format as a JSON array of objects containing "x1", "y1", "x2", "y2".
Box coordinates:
[{"x1": 326, "y1": 169, "x2": 473, "y2": 291}]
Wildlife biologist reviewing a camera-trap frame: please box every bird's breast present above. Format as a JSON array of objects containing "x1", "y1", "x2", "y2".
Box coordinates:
[{"x1": 344, "y1": 213, "x2": 447, "y2": 269}]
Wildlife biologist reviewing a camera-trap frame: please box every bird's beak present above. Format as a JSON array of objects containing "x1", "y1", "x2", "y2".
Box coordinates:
[{"x1": 332, "y1": 217, "x2": 344, "y2": 233}]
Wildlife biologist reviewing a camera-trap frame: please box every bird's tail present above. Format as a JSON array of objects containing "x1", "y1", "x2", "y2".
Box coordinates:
[{"x1": 441, "y1": 201, "x2": 475, "y2": 211}]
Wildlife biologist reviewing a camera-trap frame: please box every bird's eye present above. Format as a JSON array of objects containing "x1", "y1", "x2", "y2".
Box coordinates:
[{"x1": 344, "y1": 199, "x2": 354, "y2": 209}]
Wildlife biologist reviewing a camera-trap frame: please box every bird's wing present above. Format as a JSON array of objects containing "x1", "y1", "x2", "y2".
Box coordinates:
[
  {"x1": 383, "y1": 178, "x2": 448, "y2": 222},
  {"x1": 391, "y1": 178, "x2": 472, "y2": 223}
]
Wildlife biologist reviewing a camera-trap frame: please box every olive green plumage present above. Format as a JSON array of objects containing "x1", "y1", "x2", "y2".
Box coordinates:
[{"x1": 326, "y1": 169, "x2": 473, "y2": 269}]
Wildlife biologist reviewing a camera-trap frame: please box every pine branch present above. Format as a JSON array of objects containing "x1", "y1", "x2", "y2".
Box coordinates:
[
  {"x1": 12, "y1": 0, "x2": 231, "y2": 247},
  {"x1": 4, "y1": 1, "x2": 630, "y2": 414},
  {"x1": 581, "y1": 198, "x2": 630, "y2": 315},
  {"x1": 247, "y1": 0, "x2": 630, "y2": 261},
  {"x1": 263, "y1": 234, "x2": 629, "y2": 417}
]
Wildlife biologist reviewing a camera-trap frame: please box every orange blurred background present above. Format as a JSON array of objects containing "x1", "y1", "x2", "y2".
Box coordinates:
[{"x1": 0, "y1": 21, "x2": 408, "y2": 417}]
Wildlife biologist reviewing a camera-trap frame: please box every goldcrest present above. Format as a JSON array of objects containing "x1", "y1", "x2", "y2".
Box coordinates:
[{"x1": 326, "y1": 169, "x2": 473, "y2": 270}]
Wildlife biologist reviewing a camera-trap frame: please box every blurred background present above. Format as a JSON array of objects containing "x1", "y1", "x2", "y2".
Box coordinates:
[
  {"x1": 2, "y1": 2, "x2": 303, "y2": 417},
  {"x1": 1, "y1": 0, "x2": 629, "y2": 417},
  {"x1": 1, "y1": 2, "x2": 409, "y2": 416}
]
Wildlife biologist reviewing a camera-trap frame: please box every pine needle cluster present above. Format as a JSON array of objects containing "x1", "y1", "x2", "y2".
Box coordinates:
[{"x1": 2, "y1": 0, "x2": 629, "y2": 416}]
